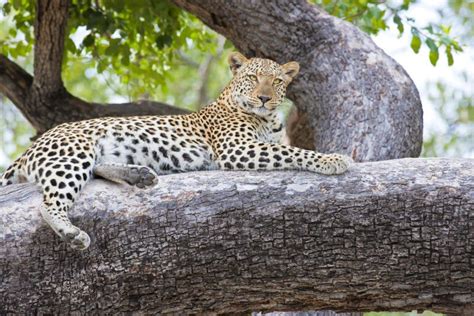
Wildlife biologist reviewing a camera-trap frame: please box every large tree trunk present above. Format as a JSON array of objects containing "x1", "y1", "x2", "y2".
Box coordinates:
[
  {"x1": 171, "y1": 0, "x2": 423, "y2": 161},
  {"x1": 1, "y1": 158, "x2": 473, "y2": 315}
]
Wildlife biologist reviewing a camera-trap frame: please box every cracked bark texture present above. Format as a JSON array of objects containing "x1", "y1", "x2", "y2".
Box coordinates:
[
  {"x1": 1, "y1": 158, "x2": 473, "y2": 315},
  {"x1": 171, "y1": 0, "x2": 423, "y2": 161}
]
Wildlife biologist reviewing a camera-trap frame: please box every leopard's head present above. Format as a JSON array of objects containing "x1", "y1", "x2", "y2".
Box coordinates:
[{"x1": 227, "y1": 52, "x2": 299, "y2": 116}]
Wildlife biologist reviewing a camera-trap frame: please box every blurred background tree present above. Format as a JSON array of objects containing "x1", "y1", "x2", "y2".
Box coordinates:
[{"x1": 420, "y1": 0, "x2": 473, "y2": 157}]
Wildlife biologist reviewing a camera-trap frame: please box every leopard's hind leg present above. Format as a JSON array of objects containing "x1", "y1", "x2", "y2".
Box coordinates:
[{"x1": 35, "y1": 156, "x2": 95, "y2": 250}]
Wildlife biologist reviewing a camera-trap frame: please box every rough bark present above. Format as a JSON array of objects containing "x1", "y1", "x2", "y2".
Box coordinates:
[
  {"x1": 257, "y1": 312, "x2": 361, "y2": 316},
  {"x1": 259, "y1": 313, "x2": 361, "y2": 316},
  {"x1": 33, "y1": 0, "x2": 68, "y2": 95},
  {"x1": 1, "y1": 158, "x2": 473, "y2": 315},
  {"x1": 171, "y1": 0, "x2": 423, "y2": 161}
]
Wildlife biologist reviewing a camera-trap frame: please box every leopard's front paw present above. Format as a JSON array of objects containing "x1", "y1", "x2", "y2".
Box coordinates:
[{"x1": 314, "y1": 153, "x2": 353, "y2": 175}]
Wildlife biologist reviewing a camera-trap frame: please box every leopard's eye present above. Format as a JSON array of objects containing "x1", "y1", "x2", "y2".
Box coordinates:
[
  {"x1": 248, "y1": 74, "x2": 258, "y2": 81},
  {"x1": 273, "y1": 78, "x2": 283, "y2": 85}
]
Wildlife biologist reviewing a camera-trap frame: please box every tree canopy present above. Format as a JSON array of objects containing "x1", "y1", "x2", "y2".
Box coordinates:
[{"x1": 0, "y1": 0, "x2": 467, "y2": 100}]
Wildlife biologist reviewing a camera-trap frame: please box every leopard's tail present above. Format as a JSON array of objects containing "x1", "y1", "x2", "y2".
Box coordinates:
[{"x1": 1, "y1": 159, "x2": 25, "y2": 186}]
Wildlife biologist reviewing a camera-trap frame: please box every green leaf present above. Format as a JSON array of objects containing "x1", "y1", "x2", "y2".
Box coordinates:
[
  {"x1": 97, "y1": 59, "x2": 108, "y2": 73},
  {"x1": 104, "y1": 39, "x2": 120, "y2": 56},
  {"x1": 223, "y1": 39, "x2": 234, "y2": 49},
  {"x1": 65, "y1": 37, "x2": 77, "y2": 53},
  {"x1": 82, "y1": 34, "x2": 95, "y2": 47},
  {"x1": 401, "y1": 0, "x2": 411, "y2": 10},
  {"x1": 452, "y1": 41, "x2": 463, "y2": 52},
  {"x1": 121, "y1": 55, "x2": 130, "y2": 66},
  {"x1": 441, "y1": 24, "x2": 451, "y2": 34},
  {"x1": 0, "y1": 43, "x2": 8, "y2": 55},
  {"x1": 424, "y1": 37, "x2": 439, "y2": 66},
  {"x1": 8, "y1": 28, "x2": 17, "y2": 37},
  {"x1": 11, "y1": 0, "x2": 22, "y2": 10},
  {"x1": 445, "y1": 46, "x2": 454, "y2": 66},
  {"x1": 2, "y1": 3, "x2": 11, "y2": 14},
  {"x1": 155, "y1": 34, "x2": 173, "y2": 49},
  {"x1": 425, "y1": 37, "x2": 437, "y2": 51},
  {"x1": 410, "y1": 32, "x2": 421, "y2": 54},
  {"x1": 429, "y1": 49, "x2": 439, "y2": 66},
  {"x1": 393, "y1": 15, "x2": 404, "y2": 34}
]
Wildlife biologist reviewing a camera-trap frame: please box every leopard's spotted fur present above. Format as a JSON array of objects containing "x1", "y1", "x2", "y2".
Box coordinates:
[{"x1": 1, "y1": 52, "x2": 352, "y2": 250}]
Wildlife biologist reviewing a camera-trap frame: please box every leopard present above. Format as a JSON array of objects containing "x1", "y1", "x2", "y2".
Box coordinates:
[{"x1": 0, "y1": 52, "x2": 353, "y2": 250}]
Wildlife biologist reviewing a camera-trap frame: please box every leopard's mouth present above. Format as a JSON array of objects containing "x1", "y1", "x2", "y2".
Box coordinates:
[{"x1": 237, "y1": 96, "x2": 274, "y2": 115}]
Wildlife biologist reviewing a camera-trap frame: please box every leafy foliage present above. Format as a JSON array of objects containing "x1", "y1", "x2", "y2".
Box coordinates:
[
  {"x1": 310, "y1": 0, "x2": 464, "y2": 66},
  {"x1": 1, "y1": 0, "x2": 221, "y2": 101},
  {"x1": 66, "y1": 0, "x2": 218, "y2": 99},
  {"x1": 0, "y1": 0, "x2": 35, "y2": 59}
]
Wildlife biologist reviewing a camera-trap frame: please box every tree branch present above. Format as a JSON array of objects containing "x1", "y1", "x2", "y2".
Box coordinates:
[
  {"x1": 170, "y1": 0, "x2": 423, "y2": 161},
  {"x1": 0, "y1": 54, "x2": 189, "y2": 134},
  {"x1": 1, "y1": 158, "x2": 472, "y2": 315},
  {"x1": 0, "y1": 54, "x2": 33, "y2": 108},
  {"x1": 90, "y1": 99, "x2": 190, "y2": 117}
]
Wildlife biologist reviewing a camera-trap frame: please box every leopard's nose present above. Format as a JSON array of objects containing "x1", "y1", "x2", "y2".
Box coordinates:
[{"x1": 258, "y1": 95, "x2": 271, "y2": 104}]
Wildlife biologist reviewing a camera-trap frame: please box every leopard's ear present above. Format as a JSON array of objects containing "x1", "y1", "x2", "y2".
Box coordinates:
[
  {"x1": 228, "y1": 52, "x2": 248, "y2": 76},
  {"x1": 282, "y1": 61, "x2": 300, "y2": 82}
]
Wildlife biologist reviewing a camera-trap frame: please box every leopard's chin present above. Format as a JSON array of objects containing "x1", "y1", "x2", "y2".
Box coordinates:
[{"x1": 250, "y1": 106, "x2": 273, "y2": 116}]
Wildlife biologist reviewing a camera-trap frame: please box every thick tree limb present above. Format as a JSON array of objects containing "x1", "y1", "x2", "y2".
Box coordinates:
[
  {"x1": 90, "y1": 100, "x2": 190, "y2": 117},
  {"x1": 0, "y1": 54, "x2": 32, "y2": 108},
  {"x1": 171, "y1": 0, "x2": 423, "y2": 161},
  {"x1": 1, "y1": 158, "x2": 472, "y2": 315},
  {"x1": 0, "y1": 54, "x2": 189, "y2": 134}
]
